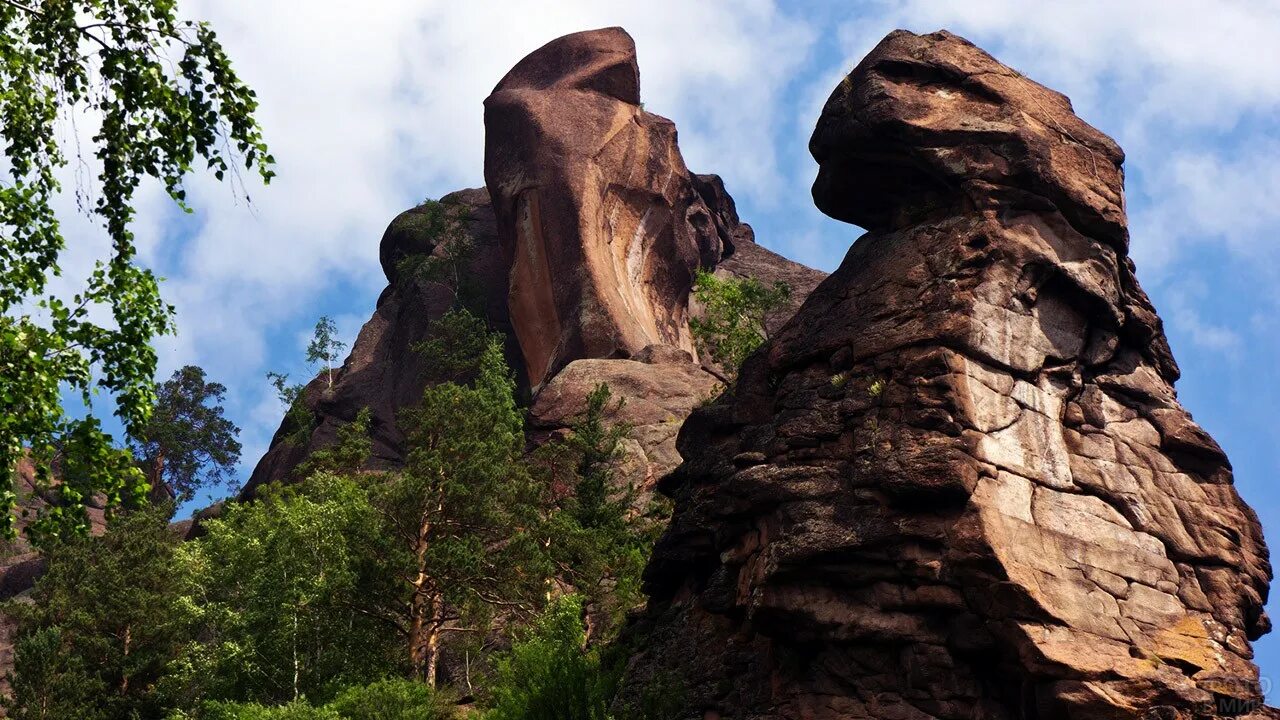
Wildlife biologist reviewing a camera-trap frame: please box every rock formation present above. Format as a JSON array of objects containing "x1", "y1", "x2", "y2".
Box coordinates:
[
  {"x1": 486, "y1": 28, "x2": 734, "y2": 389},
  {"x1": 625, "y1": 30, "x2": 1274, "y2": 720},
  {"x1": 240, "y1": 188, "x2": 515, "y2": 498},
  {"x1": 242, "y1": 27, "x2": 823, "y2": 501}
]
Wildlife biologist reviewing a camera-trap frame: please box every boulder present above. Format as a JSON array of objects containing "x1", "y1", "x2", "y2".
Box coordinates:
[{"x1": 528, "y1": 345, "x2": 721, "y2": 496}]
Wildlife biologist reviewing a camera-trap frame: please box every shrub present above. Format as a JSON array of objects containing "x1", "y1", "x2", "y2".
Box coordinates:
[
  {"x1": 188, "y1": 679, "x2": 451, "y2": 720},
  {"x1": 195, "y1": 700, "x2": 340, "y2": 720},
  {"x1": 327, "y1": 678, "x2": 455, "y2": 720},
  {"x1": 485, "y1": 596, "x2": 608, "y2": 720},
  {"x1": 688, "y1": 270, "x2": 790, "y2": 378}
]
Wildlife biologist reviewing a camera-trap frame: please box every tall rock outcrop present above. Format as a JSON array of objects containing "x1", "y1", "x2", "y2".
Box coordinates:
[
  {"x1": 485, "y1": 28, "x2": 734, "y2": 389},
  {"x1": 240, "y1": 188, "x2": 516, "y2": 497},
  {"x1": 625, "y1": 30, "x2": 1273, "y2": 720}
]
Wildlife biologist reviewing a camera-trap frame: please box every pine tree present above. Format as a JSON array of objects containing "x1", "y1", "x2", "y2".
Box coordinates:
[
  {"x1": 3, "y1": 508, "x2": 191, "y2": 719},
  {"x1": 370, "y1": 331, "x2": 549, "y2": 686},
  {"x1": 129, "y1": 365, "x2": 242, "y2": 505}
]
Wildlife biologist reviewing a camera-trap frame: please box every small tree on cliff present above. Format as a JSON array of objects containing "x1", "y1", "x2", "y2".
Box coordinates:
[
  {"x1": 129, "y1": 365, "x2": 242, "y2": 505},
  {"x1": 688, "y1": 270, "x2": 790, "y2": 378},
  {"x1": 265, "y1": 371, "x2": 316, "y2": 447},
  {"x1": 306, "y1": 316, "x2": 346, "y2": 389},
  {"x1": 394, "y1": 199, "x2": 478, "y2": 311}
]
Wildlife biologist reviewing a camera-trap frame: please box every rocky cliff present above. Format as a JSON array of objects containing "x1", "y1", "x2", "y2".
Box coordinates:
[
  {"x1": 623, "y1": 30, "x2": 1274, "y2": 720},
  {"x1": 242, "y1": 27, "x2": 824, "y2": 503}
]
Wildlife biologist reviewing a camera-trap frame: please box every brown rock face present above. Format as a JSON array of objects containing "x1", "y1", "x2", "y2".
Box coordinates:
[
  {"x1": 484, "y1": 27, "x2": 735, "y2": 389},
  {"x1": 528, "y1": 345, "x2": 721, "y2": 493},
  {"x1": 626, "y1": 30, "x2": 1273, "y2": 720}
]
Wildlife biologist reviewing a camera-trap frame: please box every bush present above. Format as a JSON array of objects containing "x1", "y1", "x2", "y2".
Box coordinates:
[
  {"x1": 688, "y1": 269, "x2": 790, "y2": 378},
  {"x1": 188, "y1": 679, "x2": 451, "y2": 720},
  {"x1": 327, "y1": 678, "x2": 455, "y2": 720},
  {"x1": 486, "y1": 596, "x2": 609, "y2": 720},
  {"x1": 195, "y1": 700, "x2": 340, "y2": 720}
]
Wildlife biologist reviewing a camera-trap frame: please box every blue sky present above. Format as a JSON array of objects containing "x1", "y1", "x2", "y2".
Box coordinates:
[{"x1": 60, "y1": 0, "x2": 1276, "y2": 688}]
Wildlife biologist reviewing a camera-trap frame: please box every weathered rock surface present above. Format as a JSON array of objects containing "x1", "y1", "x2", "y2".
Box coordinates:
[
  {"x1": 484, "y1": 28, "x2": 744, "y2": 389},
  {"x1": 529, "y1": 345, "x2": 721, "y2": 493},
  {"x1": 625, "y1": 30, "x2": 1273, "y2": 720}
]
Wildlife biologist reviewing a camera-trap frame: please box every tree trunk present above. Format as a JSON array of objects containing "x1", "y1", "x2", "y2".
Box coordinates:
[
  {"x1": 408, "y1": 588, "x2": 444, "y2": 688},
  {"x1": 120, "y1": 624, "x2": 131, "y2": 695},
  {"x1": 147, "y1": 450, "x2": 171, "y2": 504},
  {"x1": 425, "y1": 597, "x2": 443, "y2": 689}
]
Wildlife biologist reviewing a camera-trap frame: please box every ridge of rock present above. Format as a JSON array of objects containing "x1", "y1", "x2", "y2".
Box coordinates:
[{"x1": 623, "y1": 29, "x2": 1273, "y2": 720}]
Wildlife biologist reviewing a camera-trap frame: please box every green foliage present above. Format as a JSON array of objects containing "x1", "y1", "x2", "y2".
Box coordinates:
[
  {"x1": 0, "y1": 0, "x2": 272, "y2": 539},
  {"x1": 688, "y1": 270, "x2": 790, "y2": 378},
  {"x1": 483, "y1": 597, "x2": 685, "y2": 720},
  {"x1": 130, "y1": 365, "x2": 242, "y2": 504},
  {"x1": 534, "y1": 385, "x2": 656, "y2": 638},
  {"x1": 195, "y1": 700, "x2": 340, "y2": 720},
  {"x1": 376, "y1": 320, "x2": 550, "y2": 682},
  {"x1": 180, "y1": 474, "x2": 399, "y2": 706},
  {"x1": 22, "y1": 416, "x2": 150, "y2": 544},
  {"x1": 326, "y1": 678, "x2": 455, "y2": 720},
  {"x1": 306, "y1": 317, "x2": 346, "y2": 389},
  {"x1": 193, "y1": 679, "x2": 451, "y2": 720},
  {"x1": 393, "y1": 200, "x2": 476, "y2": 309},
  {"x1": 1, "y1": 307, "x2": 672, "y2": 717},
  {"x1": 4, "y1": 627, "x2": 106, "y2": 720},
  {"x1": 413, "y1": 308, "x2": 492, "y2": 383},
  {"x1": 3, "y1": 507, "x2": 192, "y2": 719},
  {"x1": 294, "y1": 408, "x2": 372, "y2": 480},
  {"x1": 485, "y1": 596, "x2": 608, "y2": 720},
  {"x1": 266, "y1": 372, "x2": 316, "y2": 447}
]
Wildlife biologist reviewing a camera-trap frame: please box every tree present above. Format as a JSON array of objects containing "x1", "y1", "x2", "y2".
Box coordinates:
[
  {"x1": 3, "y1": 507, "x2": 193, "y2": 719},
  {"x1": 293, "y1": 408, "x2": 372, "y2": 480},
  {"x1": 306, "y1": 317, "x2": 346, "y2": 390},
  {"x1": 688, "y1": 270, "x2": 791, "y2": 378},
  {"x1": 181, "y1": 473, "x2": 400, "y2": 706},
  {"x1": 0, "y1": 0, "x2": 272, "y2": 539},
  {"x1": 198, "y1": 678, "x2": 454, "y2": 719},
  {"x1": 485, "y1": 596, "x2": 608, "y2": 720},
  {"x1": 367, "y1": 317, "x2": 549, "y2": 687},
  {"x1": 393, "y1": 199, "x2": 476, "y2": 310},
  {"x1": 412, "y1": 308, "x2": 491, "y2": 383},
  {"x1": 266, "y1": 372, "x2": 315, "y2": 448},
  {"x1": 129, "y1": 365, "x2": 242, "y2": 506},
  {"x1": 534, "y1": 384, "x2": 657, "y2": 640}
]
